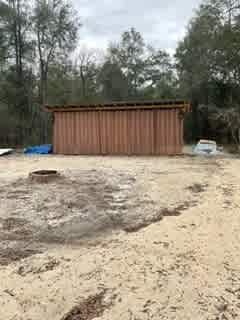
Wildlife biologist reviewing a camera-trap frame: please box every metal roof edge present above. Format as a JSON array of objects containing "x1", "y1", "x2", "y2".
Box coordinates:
[{"x1": 44, "y1": 100, "x2": 190, "y2": 112}]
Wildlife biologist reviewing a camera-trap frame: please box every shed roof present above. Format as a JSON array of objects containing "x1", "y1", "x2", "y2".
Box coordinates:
[{"x1": 45, "y1": 100, "x2": 190, "y2": 112}]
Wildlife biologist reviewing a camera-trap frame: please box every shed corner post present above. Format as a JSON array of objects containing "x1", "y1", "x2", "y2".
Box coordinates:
[
  {"x1": 98, "y1": 109, "x2": 102, "y2": 155},
  {"x1": 52, "y1": 112, "x2": 56, "y2": 154}
]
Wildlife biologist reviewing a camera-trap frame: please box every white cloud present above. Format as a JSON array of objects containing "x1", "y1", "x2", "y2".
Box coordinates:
[{"x1": 73, "y1": 0, "x2": 202, "y2": 51}]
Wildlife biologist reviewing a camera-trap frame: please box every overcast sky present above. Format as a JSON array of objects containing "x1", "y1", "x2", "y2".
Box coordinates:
[{"x1": 73, "y1": 0, "x2": 202, "y2": 54}]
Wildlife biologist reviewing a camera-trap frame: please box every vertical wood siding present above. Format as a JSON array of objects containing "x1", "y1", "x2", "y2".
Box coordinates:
[{"x1": 53, "y1": 108, "x2": 183, "y2": 155}]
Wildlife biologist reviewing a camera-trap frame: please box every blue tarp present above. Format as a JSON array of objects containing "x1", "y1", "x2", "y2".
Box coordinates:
[{"x1": 24, "y1": 144, "x2": 53, "y2": 155}]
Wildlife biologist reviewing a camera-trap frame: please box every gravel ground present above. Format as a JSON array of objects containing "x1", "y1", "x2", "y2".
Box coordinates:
[{"x1": 0, "y1": 154, "x2": 239, "y2": 320}]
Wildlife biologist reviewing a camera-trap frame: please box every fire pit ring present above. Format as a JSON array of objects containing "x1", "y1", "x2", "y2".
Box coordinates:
[{"x1": 29, "y1": 170, "x2": 60, "y2": 183}]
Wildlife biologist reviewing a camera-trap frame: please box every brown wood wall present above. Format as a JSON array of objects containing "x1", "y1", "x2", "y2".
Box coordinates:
[{"x1": 53, "y1": 108, "x2": 183, "y2": 155}]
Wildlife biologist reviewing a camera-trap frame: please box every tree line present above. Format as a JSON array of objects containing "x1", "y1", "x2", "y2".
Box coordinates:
[
  {"x1": 0, "y1": 0, "x2": 240, "y2": 147},
  {"x1": 176, "y1": 0, "x2": 240, "y2": 144}
]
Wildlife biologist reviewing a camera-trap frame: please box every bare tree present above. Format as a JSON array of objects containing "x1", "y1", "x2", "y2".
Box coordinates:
[
  {"x1": 75, "y1": 48, "x2": 99, "y2": 100},
  {"x1": 215, "y1": 0, "x2": 240, "y2": 24},
  {"x1": 200, "y1": 104, "x2": 240, "y2": 148},
  {"x1": 33, "y1": 0, "x2": 80, "y2": 104},
  {"x1": 214, "y1": 107, "x2": 240, "y2": 146}
]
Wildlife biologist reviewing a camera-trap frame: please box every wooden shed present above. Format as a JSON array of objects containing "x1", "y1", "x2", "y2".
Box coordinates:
[{"x1": 45, "y1": 100, "x2": 190, "y2": 155}]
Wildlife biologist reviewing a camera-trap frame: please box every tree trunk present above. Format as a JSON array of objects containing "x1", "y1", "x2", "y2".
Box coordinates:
[
  {"x1": 80, "y1": 65, "x2": 86, "y2": 99},
  {"x1": 238, "y1": 128, "x2": 240, "y2": 150},
  {"x1": 40, "y1": 69, "x2": 48, "y2": 143},
  {"x1": 41, "y1": 71, "x2": 48, "y2": 105},
  {"x1": 16, "y1": 0, "x2": 23, "y2": 81},
  {"x1": 191, "y1": 95, "x2": 200, "y2": 141}
]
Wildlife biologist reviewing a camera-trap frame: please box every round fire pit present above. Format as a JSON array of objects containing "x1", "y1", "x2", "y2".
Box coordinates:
[{"x1": 29, "y1": 170, "x2": 60, "y2": 183}]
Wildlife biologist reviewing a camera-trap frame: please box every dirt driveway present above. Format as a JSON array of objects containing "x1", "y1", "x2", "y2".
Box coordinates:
[{"x1": 0, "y1": 154, "x2": 240, "y2": 320}]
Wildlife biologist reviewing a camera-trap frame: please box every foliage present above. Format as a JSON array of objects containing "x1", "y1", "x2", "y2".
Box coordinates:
[
  {"x1": 102, "y1": 28, "x2": 175, "y2": 101},
  {"x1": 0, "y1": 0, "x2": 80, "y2": 145},
  {"x1": 33, "y1": 0, "x2": 80, "y2": 104},
  {"x1": 1, "y1": 0, "x2": 240, "y2": 147},
  {"x1": 98, "y1": 60, "x2": 128, "y2": 101},
  {"x1": 176, "y1": 0, "x2": 240, "y2": 143}
]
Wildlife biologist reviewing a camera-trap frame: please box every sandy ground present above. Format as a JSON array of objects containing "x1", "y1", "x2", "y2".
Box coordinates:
[{"x1": 0, "y1": 154, "x2": 240, "y2": 320}]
